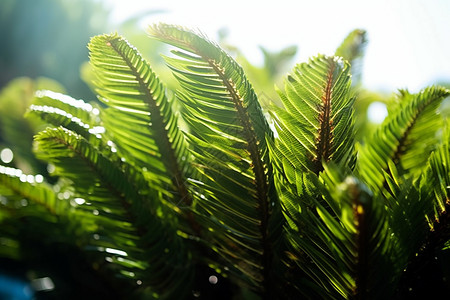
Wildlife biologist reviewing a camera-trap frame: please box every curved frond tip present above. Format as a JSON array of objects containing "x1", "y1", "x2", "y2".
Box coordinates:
[{"x1": 358, "y1": 86, "x2": 450, "y2": 193}]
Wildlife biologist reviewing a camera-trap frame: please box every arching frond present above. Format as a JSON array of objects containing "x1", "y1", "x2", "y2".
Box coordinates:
[
  {"x1": 0, "y1": 164, "x2": 95, "y2": 263},
  {"x1": 285, "y1": 166, "x2": 396, "y2": 299},
  {"x1": 357, "y1": 86, "x2": 450, "y2": 194},
  {"x1": 148, "y1": 24, "x2": 281, "y2": 293},
  {"x1": 0, "y1": 165, "x2": 62, "y2": 216},
  {"x1": 426, "y1": 119, "x2": 450, "y2": 217},
  {"x1": 34, "y1": 127, "x2": 192, "y2": 299},
  {"x1": 0, "y1": 77, "x2": 62, "y2": 175},
  {"x1": 27, "y1": 90, "x2": 101, "y2": 139},
  {"x1": 88, "y1": 34, "x2": 191, "y2": 209},
  {"x1": 391, "y1": 119, "x2": 450, "y2": 297},
  {"x1": 268, "y1": 55, "x2": 356, "y2": 233}
]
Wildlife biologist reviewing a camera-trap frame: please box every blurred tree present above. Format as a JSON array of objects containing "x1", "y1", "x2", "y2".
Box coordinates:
[{"x1": 0, "y1": 0, "x2": 110, "y2": 100}]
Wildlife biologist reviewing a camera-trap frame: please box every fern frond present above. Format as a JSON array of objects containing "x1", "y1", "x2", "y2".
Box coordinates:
[
  {"x1": 28, "y1": 90, "x2": 101, "y2": 140},
  {"x1": 392, "y1": 119, "x2": 450, "y2": 297},
  {"x1": 0, "y1": 165, "x2": 93, "y2": 261},
  {"x1": 285, "y1": 166, "x2": 396, "y2": 299},
  {"x1": 88, "y1": 33, "x2": 191, "y2": 208},
  {"x1": 148, "y1": 24, "x2": 281, "y2": 293},
  {"x1": 413, "y1": 119, "x2": 450, "y2": 238},
  {"x1": 34, "y1": 127, "x2": 192, "y2": 298},
  {"x1": 270, "y1": 55, "x2": 356, "y2": 177},
  {"x1": 0, "y1": 165, "x2": 61, "y2": 216},
  {"x1": 357, "y1": 86, "x2": 450, "y2": 194},
  {"x1": 268, "y1": 55, "x2": 356, "y2": 234}
]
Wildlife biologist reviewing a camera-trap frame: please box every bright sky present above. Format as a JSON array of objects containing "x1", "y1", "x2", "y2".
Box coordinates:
[{"x1": 103, "y1": 0, "x2": 450, "y2": 93}]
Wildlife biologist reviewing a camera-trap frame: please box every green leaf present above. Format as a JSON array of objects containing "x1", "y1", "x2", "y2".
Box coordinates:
[
  {"x1": 28, "y1": 90, "x2": 101, "y2": 140},
  {"x1": 88, "y1": 33, "x2": 192, "y2": 209},
  {"x1": 419, "y1": 118, "x2": 450, "y2": 229},
  {"x1": 270, "y1": 55, "x2": 356, "y2": 177},
  {"x1": 335, "y1": 29, "x2": 367, "y2": 64},
  {"x1": 34, "y1": 127, "x2": 192, "y2": 298},
  {"x1": 392, "y1": 120, "x2": 450, "y2": 296},
  {"x1": 0, "y1": 77, "x2": 63, "y2": 174},
  {"x1": 0, "y1": 164, "x2": 61, "y2": 216},
  {"x1": 268, "y1": 55, "x2": 356, "y2": 241},
  {"x1": 0, "y1": 164, "x2": 94, "y2": 261},
  {"x1": 357, "y1": 86, "x2": 450, "y2": 194},
  {"x1": 285, "y1": 166, "x2": 396, "y2": 299},
  {"x1": 148, "y1": 23, "x2": 282, "y2": 293}
]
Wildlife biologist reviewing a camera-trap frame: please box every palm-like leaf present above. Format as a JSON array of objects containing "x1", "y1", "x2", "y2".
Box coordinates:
[
  {"x1": 28, "y1": 90, "x2": 101, "y2": 140},
  {"x1": 279, "y1": 165, "x2": 396, "y2": 299},
  {"x1": 34, "y1": 127, "x2": 192, "y2": 298},
  {"x1": 268, "y1": 55, "x2": 355, "y2": 231},
  {"x1": 419, "y1": 119, "x2": 450, "y2": 247},
  {"x1": 0, "y1": 165, "x2": 63, "y2": 216},
  {"x1": 270, "y1": 54, "x2": 355, "y2": 176},
  {"x1": 320, "y1": 168, "x2": 393, "y2": 299},
  {"x1": 148, "y1": 24, "x2": 281, "y2": 293},
  {"x1": 427, "y1": 123, "x2": 450, "y2": 216},
  {"x1": 357, "y1": 86, "x2": 450, "y2": 195},
  {"x1": 0, "y1": 77, "x2": 63, "y2": 175},
  {"x1": 88, "y1": 34, "x2": 192, "y2": 210},
  {"x1": 391, "y1": 119, "x2": 450, "y2": 297},
  {"x1": 335, "y1": 29, "x2": 367, "y2": 64},
  {"x1": 0, "y1": 164, "x2": 95, "y2": 263}
]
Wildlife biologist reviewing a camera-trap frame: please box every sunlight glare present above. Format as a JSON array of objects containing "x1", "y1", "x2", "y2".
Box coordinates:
[
  {"x1": 367, "y1": 102, "x2": 388, "y2": 124},
  {"x1": 105, "y1": 247, "x2": 127, "y2": 256},
  {"x1": 74, "y1": 197, "x2": 86, "y2": 205},
  {"x1": 0, "y1": 148, "x2": 13, "y2": 164},
  {"x1": 209, "y1": 275, "x2": 218, "y2": 284},
  {"x1": 31, "y1": 277, "x2": 55, "y2": 292},
  {"x1": 35, "y1": 174, "x2": 44, "y2": 183}
]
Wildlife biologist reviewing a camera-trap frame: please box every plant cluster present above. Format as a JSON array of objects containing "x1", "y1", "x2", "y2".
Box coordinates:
[{"x1": 0, "y1": 24, "x2": 449, "y2": 299}]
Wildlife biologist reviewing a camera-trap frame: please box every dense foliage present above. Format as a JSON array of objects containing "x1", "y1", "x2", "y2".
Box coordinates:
[{"x1": 0, "y1": 25, "x2": 449, "y2": 299}]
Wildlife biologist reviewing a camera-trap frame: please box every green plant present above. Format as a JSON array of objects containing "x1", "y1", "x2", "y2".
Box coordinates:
[{"x1": 1, "y1": 24, "x2": 450, "y2": 299}]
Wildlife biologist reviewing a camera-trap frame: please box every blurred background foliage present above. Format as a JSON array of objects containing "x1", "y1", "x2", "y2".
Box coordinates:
[
  {"x1": 0, "y1": 77, "x2": 63, "y2": 176},
  {"x1": 0, "y1": 0, "x2": 109, "y2": 100}
]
